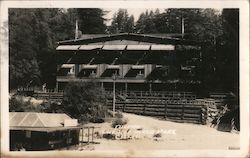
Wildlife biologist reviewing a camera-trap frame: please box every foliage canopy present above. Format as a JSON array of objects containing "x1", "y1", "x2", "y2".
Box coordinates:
[{"x1": 62, "y1": 81, "x2": 108, "y2": 122}]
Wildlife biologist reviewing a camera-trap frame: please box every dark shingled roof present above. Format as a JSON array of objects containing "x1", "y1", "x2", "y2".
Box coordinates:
[
  {"x1": 77, "y1": 33, "x2": 185, "y2": 40},
  {"x1": 57, "y1": 33, "x2": 201, "y2": 45}
]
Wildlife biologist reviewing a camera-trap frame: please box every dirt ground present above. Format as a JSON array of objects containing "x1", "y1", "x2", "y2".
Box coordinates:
[{"x1": 78, "y1": 112, "x2": 239, "y2": 151}]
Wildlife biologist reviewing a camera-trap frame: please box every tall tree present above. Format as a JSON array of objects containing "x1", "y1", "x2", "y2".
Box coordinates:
[
  {"x1": 109, "y1": 9, "x2": 135, "y2": 33},
  {"x1": 75, "y1": 8, "x2": 107, "y2": 34},
  {"x1": 152, "y1": 8, "x2": 222, "y2": 41},
  {"x1": 9, "y1": 9, "x2": 41, "y2": 89},
  {"x1": 124, "y1": 15, "x2": 135, "y2": 33},
  {"x1": 215, "y1": 9, "x2": 239, "y2": 94},
  {"x1": 9, "y1": 8, "x2": 108, "y2": 89},
  {"x1": 135, "y1": 10, "x2": 158, "y2": 33},
  {"x1": 9, "y1": 8, "x2": 77, "y2": 89}
]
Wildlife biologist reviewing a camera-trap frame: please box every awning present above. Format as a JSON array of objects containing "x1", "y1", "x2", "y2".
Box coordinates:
[
  {"x1": 81, "y1": 65, "x2": 97, "y2": 69},
  {"x1": 155, "y1": 65, "x2": 164, "y2": 68},
  {"x1": 131, "y1": 65, "x2": 145, "y2": 69},
  {"x1": 127, "y1": 45, "x2": 150, "y2": 50},
  {"x1": 61, "y1": 64, "x2": 75, "y2": 68},
  {"x1": 102, "y1": 45, "x2": 127, "y2": 50},
  {"x1": 79, "y1": 45, "x2": 103, "y2": 50},
  {"x1": 151, "y1": 44, "x2": 175, "y2": 50},
  {"x1": 56, "y1": 45, "x2": 80, "y2": 51},
  {"x1": 181, "y1": 66, "x2": 195, "y2": 70},
  {"x1": 176, "y1": 45, "x2": 201, "y2": 50},
  {"x1": 107, "y1": 65, "x2": 120, "y2": 69}
]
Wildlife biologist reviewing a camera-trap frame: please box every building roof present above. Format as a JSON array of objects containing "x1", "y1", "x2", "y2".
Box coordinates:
[
  {"x1": 56, "y1": 33, "x2": 201, "y2": 65},
  {"x1": 77, "y1": 33, "x2": 186, "y2": 40},
  {"x1": 9, "y1": 112, "x2": 73, "y2": 128},
  {"x1": 57, "y1": 33, "x2": 201, "y2": 45},
  {"x1": 9, "y1": 126, "x2": 81, "y2": 132}
]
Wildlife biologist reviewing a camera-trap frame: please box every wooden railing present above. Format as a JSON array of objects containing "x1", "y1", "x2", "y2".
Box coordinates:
[
  {"x1": 33, "y1": 91, "x2": 63, "y2": 102},
  {"x1": 105, "y1": 89, "x2": 196, "y2": 100},
  {"x1": 31, "y1": 90, "x2": 207, "y2": 124},
  {"x1": 106, "y1": 100, "x2": 207, "y2": 124}
]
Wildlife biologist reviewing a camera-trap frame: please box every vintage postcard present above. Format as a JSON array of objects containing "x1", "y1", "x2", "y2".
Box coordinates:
[{"x1": 0, "y1": 0, "x2": 249, "y2": 157}]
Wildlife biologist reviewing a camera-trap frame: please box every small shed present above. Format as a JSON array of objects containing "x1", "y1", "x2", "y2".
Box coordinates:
[{"x1": 9, "y1": 112, "x2": 80, "y2": 151}]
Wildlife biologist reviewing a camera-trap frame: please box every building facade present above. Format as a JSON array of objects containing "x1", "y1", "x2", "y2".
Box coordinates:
[{"x1": 56, "y1": 33, "x2": 202, "y2": 92}]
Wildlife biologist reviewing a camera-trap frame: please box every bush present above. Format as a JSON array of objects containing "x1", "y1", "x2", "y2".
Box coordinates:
[
  {"x1": 153, "y1": 133, "x2": 162, "y2": 138},
  {"x1": 112, "y1": 118, "x2": 128, "y2": 128},
  {"x1": 102, "y1": 133, "x2": 116, "y2": 140},
  {"x1": 111, "y1": 111, "x2": 128, "y2": 128},
  {"x1": 9, "y1": 94, "x2": 66, "y2": 113},
  {"x1": 62, "y1": 81, "x2": 108, "y2": 123},
  {"x1": 40, "y1": 101, "x2": 64, "y2": 113},
  {"x1": 9, "y1": 95, "x2": 41, "y2": 112},
  {"x1": 114, "y1": 111, "x2": 123, "y2": 118}
]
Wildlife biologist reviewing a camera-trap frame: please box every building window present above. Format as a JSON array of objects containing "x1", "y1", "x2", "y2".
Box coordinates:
[{"x1": 69, "y1": 66, "x2": 75, "y2": 75}]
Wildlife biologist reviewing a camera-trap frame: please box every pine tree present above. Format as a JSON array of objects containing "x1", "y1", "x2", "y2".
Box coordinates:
[
  {"x1": 109, "y1": 9, "x2": 135, "y2": 33},
  {"x1": 76, "y1": 8, "x2": 107, "y2": 34}
]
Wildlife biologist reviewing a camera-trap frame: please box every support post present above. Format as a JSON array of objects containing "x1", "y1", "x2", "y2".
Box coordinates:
[
  {"x1": 55, "y1": 82, "x2": 59, "y2": 92},
  {"x1": 113, "y1": 78, "x2": 116, "y2": 117},
  {"x1": 165, "y1": 103, "x2": 167, "y2": 119},
  {"x1": 75, "y1": 64, "x2": 79, "y2": 77},
  {"x1": 112, "y1": 74, "x2": 117, "y2": 117},
  {"x1": 143, "y1": 103, "x2": 146, "y2": 115},
  {"x1": 92, "y1": 127, "x2": 94, "y2": 143},
  {"x1": 101, "y1": 82, "x2": 104, "y2": 89},
  {"x1": 125, "y1": 83, "x2": 128, "y2": 95},
  {"x1": 81, "y1": 127, "x2": 84, "y2": 145},
  {"x1": 123, "y1": 102, "x2": 126, "y2": 112},
  {"x1": 87, "y1": 127, "x2": 90, "y2": 144},
  {"x1": 182, "y1": 104, "x2": 184, "y2": 120},
  {"x1": 48, "y1": 91, "x2": 51, "y2": 106}
]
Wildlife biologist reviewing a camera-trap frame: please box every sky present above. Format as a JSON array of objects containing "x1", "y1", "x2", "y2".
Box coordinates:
[{"x1": 103, "y1": 8, "x2": 165, "y2": 26}]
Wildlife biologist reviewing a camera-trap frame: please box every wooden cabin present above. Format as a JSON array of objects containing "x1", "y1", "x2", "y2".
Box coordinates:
[{"x1": 9, "y1": 112, "x2": 80, "y2": 151}]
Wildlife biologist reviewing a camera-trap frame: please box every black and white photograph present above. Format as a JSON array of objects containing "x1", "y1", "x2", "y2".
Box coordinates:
[{"x1": 0, "y1": 0, "x2": 249, "y2": 157}]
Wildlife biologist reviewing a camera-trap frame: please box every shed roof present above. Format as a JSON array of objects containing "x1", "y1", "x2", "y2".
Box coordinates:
[{"x1": 9, "y1": 112, "x2": 72, "y2": 128}]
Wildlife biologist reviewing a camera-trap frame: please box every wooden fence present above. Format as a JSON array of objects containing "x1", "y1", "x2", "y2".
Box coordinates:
[
  {"x1": 33, "y1": 92, "x2": 63, "y2": 102},
  {"x1": 107, "y1": 100, "x2": 207, "y2": 124},
  {"x1": 32, "y1": 90, "x2": 207, "y2": 124}
]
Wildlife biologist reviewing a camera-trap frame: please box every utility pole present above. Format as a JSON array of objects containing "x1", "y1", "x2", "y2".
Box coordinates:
[
  {"x1": 181, "y1": 17, "x2": 185, "y2": 38},
  {"x1": 112, "y1": 74, "x2": 116, "y2": 117}
]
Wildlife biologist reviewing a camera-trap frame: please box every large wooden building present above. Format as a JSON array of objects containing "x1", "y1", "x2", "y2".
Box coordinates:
[{"x1": 56, "y1": 33, "x2": 202, "y2": 92}]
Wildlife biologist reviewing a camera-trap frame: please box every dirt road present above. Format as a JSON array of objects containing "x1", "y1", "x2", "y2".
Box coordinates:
[{"x1": 84, "y1": 112, "x2": 239, "y2": 150}]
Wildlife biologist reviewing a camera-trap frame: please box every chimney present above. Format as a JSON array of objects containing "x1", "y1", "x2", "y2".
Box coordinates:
[{"x1": 75, "y1": 20, "x2": 79, "y2": 40}]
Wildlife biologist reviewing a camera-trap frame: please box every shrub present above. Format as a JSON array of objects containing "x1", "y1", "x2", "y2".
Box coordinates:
[
  {"x1": 111, "y1": 112, "x2": 128, "y2": 128},
  {"x1": 153, "y1": 133, "x2": 162, "y2": 138},
  {"x1": 112, "y1": 118, "x2": 128, "y2": 128},
  {"x1": 114, "y1": 111, "x2": 123, "y2": 118},
  {"x1": 62, "y1": 81, "x2": 108, "y2": 123},
  {"x1": 102, "y1": 133, "x2": 116, "y2": 140},
  {"x1": 40, "y1": 101, "x2": 64, "y2": 113},
  {"x1": 9, "y1": 95, "x2": 41, "y2": 112}
]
